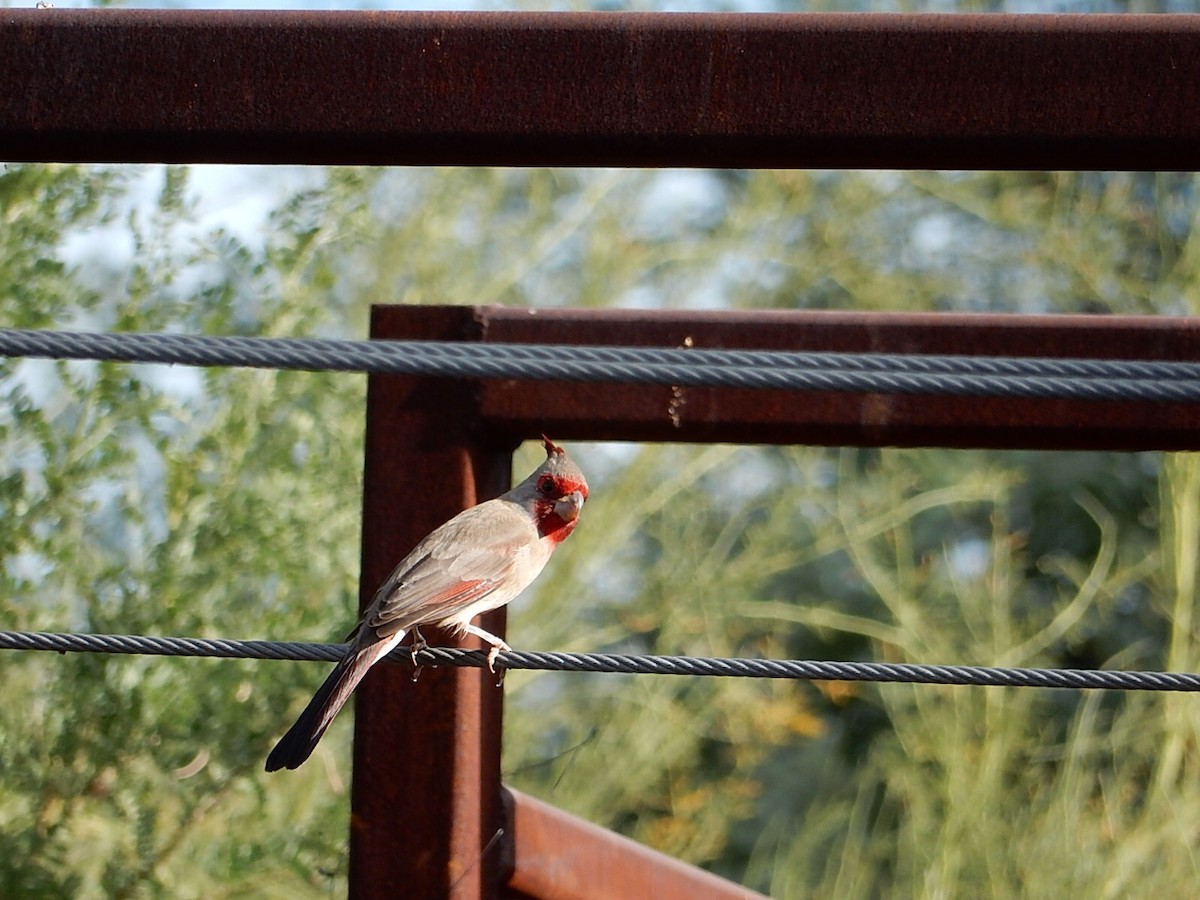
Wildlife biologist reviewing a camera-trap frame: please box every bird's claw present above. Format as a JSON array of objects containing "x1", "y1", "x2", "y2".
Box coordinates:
[
  {"x1": 409, "y1": 627, "x2": 429, "y2": 683},
  {"x1": 487, "y1": 642, "x2": 511, "y2": 687}
]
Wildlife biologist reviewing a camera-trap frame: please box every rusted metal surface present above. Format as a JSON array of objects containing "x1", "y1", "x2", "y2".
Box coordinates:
[
  {"x1": 341, "y1": 304, "x2": 1200, "y2": 894},
  {"x1": 353, "y1": 306, "x2": 511, "y2": 899},
  {"x1": 4, "y1": 10, "x2": 1200, "y2": 169},
  {"x1": 370, "y1": 305, "x2": 1200, "y2": 451},
  {"x1": 359, "y1": 305, "x2": 1199, "y2": 897},
  {"x1": 500, "y1": 788, "x2": 767, "y2": 900}
]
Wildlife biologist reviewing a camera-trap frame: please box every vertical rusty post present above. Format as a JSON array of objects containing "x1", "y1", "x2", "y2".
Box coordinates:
[{"x1": 351, "y1": 306, "x2": 510, "y2": 898}]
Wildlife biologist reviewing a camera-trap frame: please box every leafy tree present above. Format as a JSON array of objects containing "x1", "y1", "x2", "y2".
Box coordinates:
[{"x1": 0, "y1": 165, "x2": 375, "y2": 895}]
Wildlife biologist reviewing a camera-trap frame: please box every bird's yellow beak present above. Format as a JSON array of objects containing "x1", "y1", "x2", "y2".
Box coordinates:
[{"x1": 555, "y1": 490, "x2": 585, "y2": 523}]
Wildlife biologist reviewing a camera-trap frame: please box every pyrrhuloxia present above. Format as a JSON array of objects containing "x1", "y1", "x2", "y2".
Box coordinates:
[{"x1": 265, "y1": 436, "x2": 587, "y2": 771}]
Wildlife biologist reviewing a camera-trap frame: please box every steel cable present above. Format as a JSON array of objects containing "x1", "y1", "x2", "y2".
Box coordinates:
[
  {"x1": 2, "y1": 630, "x2": 1199, "y2": 691},
  {"x1": 0, "y1": 328, "x2": 1198, "y2": 401}
]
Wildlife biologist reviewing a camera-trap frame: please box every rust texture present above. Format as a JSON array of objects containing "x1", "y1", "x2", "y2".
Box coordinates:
[
  {"x1": 500, "y1": 788, "x2": 766, "y2": 900},
  {"x1": 3, "y1": 10, "x2": 1200, "y2": 169},
  {"x1": 361, "y1": 305, "x2": 1200, "y2": 899},
  {"x1": 354, "y1": 306, "x2": 511, "y2": 899},
  {"x1": 448, "y1": 305, "x2": 1200, "y2": 451}
]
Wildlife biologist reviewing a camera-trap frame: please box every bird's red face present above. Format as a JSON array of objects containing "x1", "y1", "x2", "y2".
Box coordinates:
[
  {"x1": 535, "y1": 460, "x2": 590, "y2": 547},
  {"x1": 533, "y1": 471, "x2": 588, "y2": 543},
  {"x1": 528, "y1": 436, "x2": 588, "y2": 543}
]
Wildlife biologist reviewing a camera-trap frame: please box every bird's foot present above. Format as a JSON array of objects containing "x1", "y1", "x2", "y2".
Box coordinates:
[
  {"x1": 459, "y1": 624, "x2": 511, "y2": 686},
  {"x1": 408, "y1": 627, "x2": 429, "y2": 683},
  {"x1": 486, "y1": 640, "x2": 512, "y2": 687}
]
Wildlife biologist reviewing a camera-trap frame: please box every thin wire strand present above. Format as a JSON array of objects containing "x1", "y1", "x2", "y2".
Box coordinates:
[
  {"x1": 1, "y1": 328, "x2": 1198, "y2": 401},
  {"x1": 2, "y1": 630, "x2": 1198, "y2": 692}
]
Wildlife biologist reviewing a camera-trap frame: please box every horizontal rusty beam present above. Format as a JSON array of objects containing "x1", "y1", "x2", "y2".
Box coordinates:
[
  {"x1": 501, "y1": 788, "x2": 765, "y2": 900},
  {"x1": 372, "y1": 306, "x2": 1200, "y2": 451},
  {"x1": 4, "y1": 10, "x2": 1200, "y2": 169}
]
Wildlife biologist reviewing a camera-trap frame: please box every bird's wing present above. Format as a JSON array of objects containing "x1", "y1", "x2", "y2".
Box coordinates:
[{"x1": 363, "y1": 501, "x2": 538, "y2": 638}]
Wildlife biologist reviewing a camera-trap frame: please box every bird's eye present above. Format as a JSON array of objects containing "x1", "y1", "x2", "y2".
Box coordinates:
[{"x1": 538, "y1": 477, "x2": 556, "y2": 497}]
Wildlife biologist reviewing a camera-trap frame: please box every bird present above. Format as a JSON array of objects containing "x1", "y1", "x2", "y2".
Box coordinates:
[{"x1": 265, "y1": 436, "x2": 588, "y2": 771}]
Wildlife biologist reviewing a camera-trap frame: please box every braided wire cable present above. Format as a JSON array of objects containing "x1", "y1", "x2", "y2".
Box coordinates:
[
  {"x1": 2, "y1": 630, "x2": 1199, "y2": 691},
  {"x1": 0, "y1": 327, "x2": 1198, "y2": 401}
]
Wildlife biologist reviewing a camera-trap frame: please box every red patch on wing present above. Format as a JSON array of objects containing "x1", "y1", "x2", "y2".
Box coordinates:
[
  {"x1": 418, "y1": 578, "x2": 493, "y2": 611},
  {"x1": 368, "y1": 577, "x2": 498, "y2": 635}
]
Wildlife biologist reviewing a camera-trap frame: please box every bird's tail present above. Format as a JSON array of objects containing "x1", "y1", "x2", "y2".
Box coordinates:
[{"x1": 265, "y1": 635, "x2": 398, "y2": 772}]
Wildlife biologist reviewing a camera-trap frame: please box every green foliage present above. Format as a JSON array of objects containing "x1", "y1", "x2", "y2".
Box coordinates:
[
  {"x1": 0, "y1": 164, "x2": 370, "y2": 896},
  {"x1": 2, "y1": 160, "x2": 1199, "y2": 897}
]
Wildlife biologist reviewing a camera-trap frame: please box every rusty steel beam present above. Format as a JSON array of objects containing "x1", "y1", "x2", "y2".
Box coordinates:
[
  {"x1": 360, "y1": 305, "x2": 1199, "y2": 898},
  {"x1": 500, "y1": 788, "x2": 766, "y2": 900},
  {"x1": 354, "y1": 306, "x2": 512, "y2": 899},
  {"x1": 372, "y1": 305, "x2": 1200, "y2": 452},
  {"x1": 4, "y1": 10, "x2": 1200, "y2": 169}
]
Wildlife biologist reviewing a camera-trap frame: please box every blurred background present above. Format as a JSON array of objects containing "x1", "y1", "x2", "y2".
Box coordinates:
[{"x1": 3, "y1": 2, "x2": 1200, "y2": 896}]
